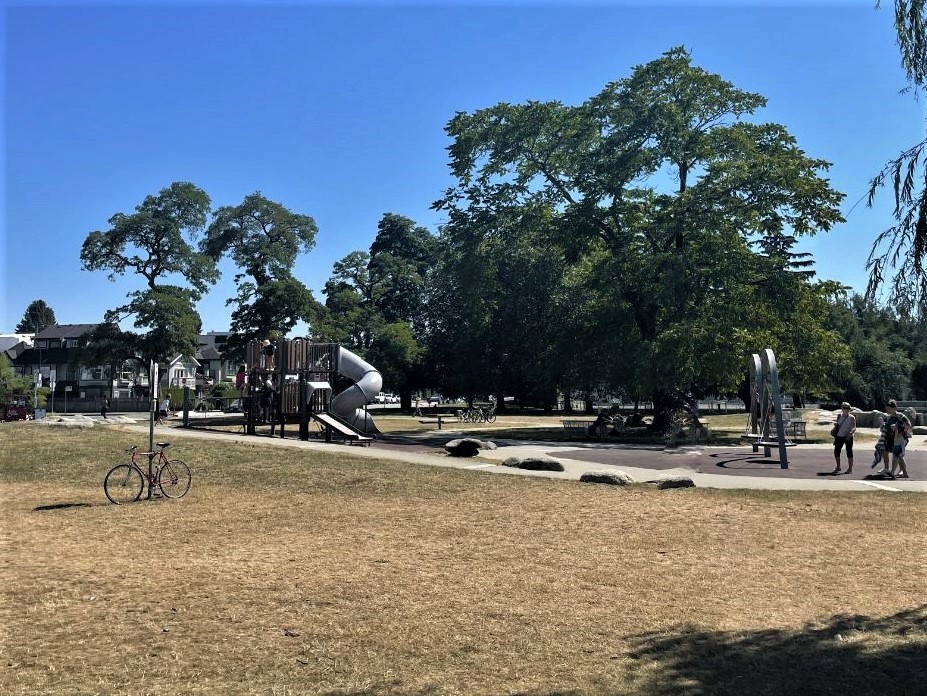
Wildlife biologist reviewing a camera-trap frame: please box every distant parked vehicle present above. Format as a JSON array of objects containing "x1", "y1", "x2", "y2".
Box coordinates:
[
  {"x1": 2, "y1": 397, "x2": 31, "y2": 421},
  {"x1": 224, "y1": 398, "x2": 244, "y2": 413},
  {"x1": 428, "y1": 394, "x2": 443, "y2": 404}
]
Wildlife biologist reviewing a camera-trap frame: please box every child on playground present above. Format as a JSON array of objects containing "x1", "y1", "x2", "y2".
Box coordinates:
[
  {"x1": 262, "y1": 340, "x2": 276, "y2": 371},
  {"x1": 235, "y1": 364, "x2": 247, "y2": 397}
]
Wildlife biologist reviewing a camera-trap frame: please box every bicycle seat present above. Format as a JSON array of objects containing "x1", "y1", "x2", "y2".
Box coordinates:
[{"x1": 156, "y1": 442, "x2": 171, "y2": 449}]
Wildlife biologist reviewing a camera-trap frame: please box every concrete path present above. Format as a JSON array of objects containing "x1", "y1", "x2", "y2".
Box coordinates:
[{"x1": 40, "y1": 411, "x2": 924, "y2": 493}]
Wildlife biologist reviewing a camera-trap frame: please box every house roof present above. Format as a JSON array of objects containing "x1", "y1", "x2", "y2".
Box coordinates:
[
  {"x1": 11, "y1": 347, "x2": 70, "y2": 365},
  {"x1": 196, "y1": 332, "x2": 230, "y2": 361},
  {"x1": 166, "y1": 354, "x2": 201, "y2": 368},
  {"x1": 35, "y1": 324, "x2": 99, "y2": 340},
  {"x1": 198, "y1": 347, "x2": 222, "y2": 360}
]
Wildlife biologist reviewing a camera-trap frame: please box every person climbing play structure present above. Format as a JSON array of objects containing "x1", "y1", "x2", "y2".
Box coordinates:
[
  {"x1": 742, "y1": 348, "x2": 794, "y2": 468},
  {"x1": 242, "y1": 339, "x2": 383, "y2": 445}
]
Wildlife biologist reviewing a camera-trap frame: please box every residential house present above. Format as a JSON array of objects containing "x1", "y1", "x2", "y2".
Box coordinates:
[
  {"x1": 9, "y1": 325, "x2": 236, "y2": 403},
  {"x1": 10, "y1": 324, "x2": 110, "y2": 399},
  {"x1": 162, "y1": 354, "x2": 200, "y2": 391},
  {"x1": 1, "y1": 333, "x2": 33, "y2": 363},
  {"x1": 196, "y1": 331, "x2": 234, "y2": 387}
]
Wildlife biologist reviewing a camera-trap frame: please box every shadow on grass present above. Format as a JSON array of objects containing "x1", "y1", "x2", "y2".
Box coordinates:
[
  {"x1": 33, "y1": 502, "x2": 94, "y2": 511},
  {"x1": 625, "y1": 604, "x2": 927, "y2": 695}
]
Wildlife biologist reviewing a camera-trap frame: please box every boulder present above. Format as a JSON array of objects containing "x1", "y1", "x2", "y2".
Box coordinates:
[
  {"x1": 579, "y1": 470, "x2": 634, "y2": 486},
  {"x1": 444, "y1": 438, "x2": 497, "y2": 457},
  {"x1": 501, "y1": 456, "x2": 565, "y2": 472},
  {"x1": 654, "y1": 476, "x2": 695, "y2": 489}
]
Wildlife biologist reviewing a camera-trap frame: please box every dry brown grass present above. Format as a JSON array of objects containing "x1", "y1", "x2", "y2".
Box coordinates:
[{"x1": 1, "y1": 422, "x2": 925, "y2": 695}]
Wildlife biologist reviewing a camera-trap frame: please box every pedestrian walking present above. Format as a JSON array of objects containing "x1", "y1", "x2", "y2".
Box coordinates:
[
  {"x1": 830, "y1": 402, "x2": 856, "y2": 474},
  {"x1": 884, "y1": 400, "x2": 912, "y2": 478}
]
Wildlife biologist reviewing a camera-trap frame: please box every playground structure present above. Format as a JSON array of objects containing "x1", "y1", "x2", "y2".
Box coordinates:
[
  {"x1": 241, "y1": 339, "x2": 383, "y2": 445},
  {"x1": 743, "y1": 348, "x2": 793, "y2": 468}
]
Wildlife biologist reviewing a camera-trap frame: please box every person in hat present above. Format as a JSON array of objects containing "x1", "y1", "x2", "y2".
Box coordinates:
[{"x1": 830, "y1": 401, "x2": 856, "y2": 475}]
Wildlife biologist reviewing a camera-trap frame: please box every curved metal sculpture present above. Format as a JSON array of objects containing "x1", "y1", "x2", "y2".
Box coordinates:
[{"x1": 745, "y1": 348, "x2": 790, "y2": 468}]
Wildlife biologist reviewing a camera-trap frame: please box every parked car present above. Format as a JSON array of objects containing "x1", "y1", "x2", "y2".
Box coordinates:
[
  {"x1": 428, "y1": 394, "x2": 443, "y2": 404},
  {"x1": 225, "y1": 398, "x2": 243, "y2": 413},
  {"x1": 2, "y1": 398, "x2": 31, "y2": 421}
]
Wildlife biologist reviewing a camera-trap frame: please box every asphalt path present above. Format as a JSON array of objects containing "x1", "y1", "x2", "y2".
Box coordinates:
[{"x1": 39, "y1": 410, "x2": 925, "y2": 493}]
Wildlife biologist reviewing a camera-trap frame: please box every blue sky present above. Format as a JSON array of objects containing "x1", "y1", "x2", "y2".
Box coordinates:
[{"x1": 3, "y1": 1, "x2": 922, "y2": 334}]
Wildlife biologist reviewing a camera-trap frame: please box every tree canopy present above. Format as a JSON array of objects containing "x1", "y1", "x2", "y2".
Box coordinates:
[
  {"x1": 79, "y1": 182, "x2": 213, "y2": 363},
  {"x1": 202, "y1": 192, "x2": 320, "y2": 361},
  {"x1": 433, "y1": 47, "x2": 847, "y2": 412}
]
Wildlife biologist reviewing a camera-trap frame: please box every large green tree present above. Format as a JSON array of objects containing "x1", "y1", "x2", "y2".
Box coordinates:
[
  {"x1": 826, "y1": 294, "x2": 914, "y2": 408},
  {"x1": 15, "y1": 300, "x2": 56, "y2": 334},
  {"x1": 314, "y1": 214, "x2": 437, "y2": 405},
  {"x1": 435, "y1": 47, "x2": 846, "y2": 416},
  {"x1": 202, "y1": 192, "x2": 320, "y2": 361},
  {"x1": 80, "y1": 182, "x2": 215, "y2": 363}
]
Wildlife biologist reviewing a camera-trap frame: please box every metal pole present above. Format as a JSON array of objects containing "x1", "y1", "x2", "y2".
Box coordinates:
[
  {"x1": 147, "y1": 360, "x2": 157, "y2": 499},
  {"x1": 34, "y1": 324, "x2": 41, "y2": 412}
]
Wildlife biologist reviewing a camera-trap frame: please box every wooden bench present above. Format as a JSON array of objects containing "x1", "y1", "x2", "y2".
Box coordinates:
[{"x1": 419, "y1": 414, "x2": 449, "y2": 430}]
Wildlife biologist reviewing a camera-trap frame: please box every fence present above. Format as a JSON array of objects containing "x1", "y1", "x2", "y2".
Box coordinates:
[{"x1": 41, "y1": 397, "x2": 151, "y2": 414}]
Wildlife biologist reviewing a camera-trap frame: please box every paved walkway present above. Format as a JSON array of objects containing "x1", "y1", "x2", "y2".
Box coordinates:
[{"x1": 47, "y1": 411, "x2": 925, "y2": 493}]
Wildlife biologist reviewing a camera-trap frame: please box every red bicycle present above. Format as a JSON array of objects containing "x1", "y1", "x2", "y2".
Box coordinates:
[{"x1": 103, "y1": 443, "x2": 192, "y2": 504}]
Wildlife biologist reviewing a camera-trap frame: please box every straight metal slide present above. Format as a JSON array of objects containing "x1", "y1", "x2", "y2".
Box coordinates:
[{"x1": 311, "y1": 411, "x2": 373, "y2": 445}]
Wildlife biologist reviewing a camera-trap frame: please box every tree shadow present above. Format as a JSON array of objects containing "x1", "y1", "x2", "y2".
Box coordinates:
[{"x1": 626, "y1": 604, "x2": 927, "y2": 695}]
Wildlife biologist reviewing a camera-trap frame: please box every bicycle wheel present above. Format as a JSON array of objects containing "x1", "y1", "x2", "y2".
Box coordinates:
[
  {"x1": 104, "y1": 464, "x2": 144, "y2": 505},
  {"x1": 158, "y1": 459, "x2": 191, "y2": 499},
  {"x1": 486, "y1": 410, "x2": 497, "y2": 423}
]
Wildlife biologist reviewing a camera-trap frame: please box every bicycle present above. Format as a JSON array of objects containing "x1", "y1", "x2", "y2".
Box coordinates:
[{"x1": 103, "y1": 442, "x2": 192, "y2": 505}]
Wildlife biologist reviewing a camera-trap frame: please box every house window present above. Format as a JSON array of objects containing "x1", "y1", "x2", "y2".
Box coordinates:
[
  {"x1": 67, "y1": 339, "x2": 79, "y2": 348},
  {"x1": 37, "y1": 340, "x2": 48, "y2": 349}
]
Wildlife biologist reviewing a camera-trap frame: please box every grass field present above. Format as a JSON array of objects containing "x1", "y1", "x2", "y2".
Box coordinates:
[{"x1": 1, "y1": 421, "x2": 925, "y2": 695}]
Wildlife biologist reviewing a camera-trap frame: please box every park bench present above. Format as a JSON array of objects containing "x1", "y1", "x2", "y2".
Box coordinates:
[
  {"x1": 419, "y1": 414, "x2": 450, "y2": 430},
  {"x1": 562, "y1": 419, "x2": 597, "y2": 439}
]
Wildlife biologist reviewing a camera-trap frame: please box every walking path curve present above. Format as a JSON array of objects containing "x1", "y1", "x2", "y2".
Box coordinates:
[{"x1": 73, "y1": 412, "x2": 927, "y2": 493}]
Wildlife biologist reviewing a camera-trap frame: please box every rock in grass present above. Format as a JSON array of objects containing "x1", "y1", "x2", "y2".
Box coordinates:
[
  {"x1": 502, "y1": 456, "x2": 564, "y2": 472},
  {"x1": 444, "y1": 438, "x2": 496, "y2": 457},
  {"x1": 580, "y1": 470, "x2": 634, "y2": 485},
  {"x1": 655, "y1": 476, "x2": 695, "y2": 489}
]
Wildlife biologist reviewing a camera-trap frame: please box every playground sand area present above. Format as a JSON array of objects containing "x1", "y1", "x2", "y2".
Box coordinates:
[{"x1": 1, "y1": 422, "x2": 925, "y2": 695}]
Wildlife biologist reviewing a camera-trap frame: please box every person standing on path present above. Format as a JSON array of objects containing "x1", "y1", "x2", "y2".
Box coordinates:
[
  {"x1": 100, "y1": 396, "x2": 109, "y2": 419},
  {"x1": 885, "y1": 400, "x2": 912, "y2": 478},
  {"x1": 831, "y1": 402, "x2": 856, "y2": 475}
]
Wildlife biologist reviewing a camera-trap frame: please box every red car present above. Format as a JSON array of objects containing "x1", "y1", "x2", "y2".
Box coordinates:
[{"x1": 2, "y1": 398, "x2": 31, "y2": 421}]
